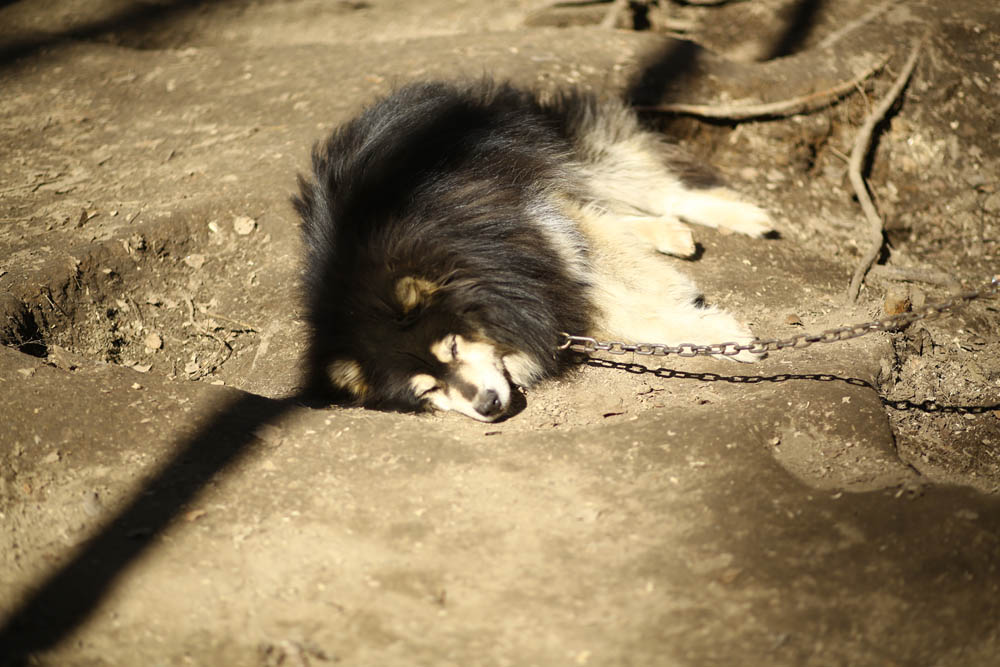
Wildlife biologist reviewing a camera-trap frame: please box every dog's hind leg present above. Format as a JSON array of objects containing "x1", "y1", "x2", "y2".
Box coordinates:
[
  {"x1": 651, "y1": 302, "x2": 764, "y2": 363},
  {"x1": 580, "y1": 129, "x2": 775, "y2": 241},
  {"x1": 580, "y1": 217, "x2": 764, "y2": 363},
  {"x1": 597, "y1": 291, "x2": 764, "y2": 363}
]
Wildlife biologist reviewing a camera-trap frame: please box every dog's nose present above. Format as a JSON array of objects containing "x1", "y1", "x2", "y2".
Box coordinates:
[{"x1": 475, "y1": 389, "x2": 503, "y2": 418}]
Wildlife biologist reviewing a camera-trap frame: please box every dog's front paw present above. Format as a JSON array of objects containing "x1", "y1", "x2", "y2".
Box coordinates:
[
  {"x1": 718, "y1": 201, "x2": 775, "y2": 238},
  {"x1": 626, "y1": 216, "x2": 698, "y2": 258},
  {"x1": 654, "y1": 226, "x2": 697, "y2": 258},
  {"x1": 672, "y1": 190, "x2": 776, "y2": 238}
]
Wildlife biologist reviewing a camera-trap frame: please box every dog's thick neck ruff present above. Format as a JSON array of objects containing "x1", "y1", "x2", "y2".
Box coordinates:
[{"x1": 293, "y1": 79, "x2": 772, "y2": 420}]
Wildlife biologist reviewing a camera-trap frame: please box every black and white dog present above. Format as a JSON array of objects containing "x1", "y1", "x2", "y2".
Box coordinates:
[{"x1": 293, "y1": 80, "x2": 773, "y2": 421}]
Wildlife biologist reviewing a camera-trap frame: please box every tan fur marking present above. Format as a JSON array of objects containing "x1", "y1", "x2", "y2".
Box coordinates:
[
  {"x1": 328, "y1": 359, "x2": 368, "y2": 398},
  {"x1": 409, "y1": 373, "x2": 438, "y2": 396},
  {"x1": 395, "y1": 276, "x2": 440, "y2": 312}
]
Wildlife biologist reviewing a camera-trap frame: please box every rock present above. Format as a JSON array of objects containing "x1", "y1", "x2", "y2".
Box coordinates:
[
  {"x1": 233, "y1": 215, "x2": 257, "y2": 235},
  {"x1": 144, "y1": 332, "x2": 163, "y2": 351}
]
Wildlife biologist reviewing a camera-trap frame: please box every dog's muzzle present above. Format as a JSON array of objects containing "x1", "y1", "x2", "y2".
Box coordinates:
[{"x1": 474, "y1": 389, "x2": 504, "y2": 419}]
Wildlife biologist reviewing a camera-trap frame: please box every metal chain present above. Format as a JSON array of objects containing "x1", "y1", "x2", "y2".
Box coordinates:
[{"x1": 558, "y1": 275, "x2": 1000, "y2": 358}]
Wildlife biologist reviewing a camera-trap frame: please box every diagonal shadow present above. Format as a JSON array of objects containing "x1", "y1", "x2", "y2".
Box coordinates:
[
  {"x1": 625, "y1": 35, "x2": 702, "y2": 106},
  {"x1": 762, "y1": 0, "x2": 826, "y2": 60},
  {"x1": 625, "y1": 0, "x2": 827, "y2": 107},
  {"x1": 0, "y1": 0, "x2": 231, "y2": 65},
  {"x1": 0, "y1": 391, "x2": 301, "y2": 665}
]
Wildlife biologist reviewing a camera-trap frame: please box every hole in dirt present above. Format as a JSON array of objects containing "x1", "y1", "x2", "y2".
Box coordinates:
[
  {"x1": 0, "y1": 292, "x2": 48, "y2": 358},
  {"x1": 3, "y1": 214, "x2": 281, "y2": 386}
]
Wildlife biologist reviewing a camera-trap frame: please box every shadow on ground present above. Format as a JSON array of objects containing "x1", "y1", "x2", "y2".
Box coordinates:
[{"x1": 0, "y1": 390, "x2": 299, "y2": 663}]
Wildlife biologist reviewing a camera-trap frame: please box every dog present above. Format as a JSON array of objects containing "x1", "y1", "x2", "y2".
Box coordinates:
[{"x1": 293, "y1": 79, "x2": 774, "y2": 421}]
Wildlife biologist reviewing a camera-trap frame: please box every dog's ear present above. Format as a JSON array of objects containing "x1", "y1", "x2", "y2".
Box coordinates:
[
  {"x1": 394, "y1": 276, "x2": 439, "y2": 313},
  {"x1": 327, "y1": 359, "x2": 368, "y2": 399}
]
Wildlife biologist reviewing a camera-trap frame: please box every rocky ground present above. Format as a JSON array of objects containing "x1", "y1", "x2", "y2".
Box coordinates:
[{"x1": 1, "y1": 1, "x2": 999, "y2": 665}]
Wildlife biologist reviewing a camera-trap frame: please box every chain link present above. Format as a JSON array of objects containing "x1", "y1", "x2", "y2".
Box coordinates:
[{"x1": 558, "y1": 275, "x2": 1000, "y2": 358}]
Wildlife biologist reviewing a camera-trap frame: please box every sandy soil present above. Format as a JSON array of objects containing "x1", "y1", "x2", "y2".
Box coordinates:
[{"x1": 1, "y1": 1, "x2": 999, "y2": 665}]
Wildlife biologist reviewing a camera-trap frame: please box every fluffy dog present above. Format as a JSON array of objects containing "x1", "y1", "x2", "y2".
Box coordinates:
[{"x1": 293, "y1": 80, "x2": 773, "y2": 421}]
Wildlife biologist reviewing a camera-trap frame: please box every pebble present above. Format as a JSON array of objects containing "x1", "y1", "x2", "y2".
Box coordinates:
[
  {"x1": 233, "y1": 215, "x2": 257, "y2": 235},
  {"x1": 183, "y1": 254, "x2": 206, "y2": 269},
  {"x1": 983, "y1": 192, "x2": 1000, "y2": 213},
  {"x1": 144, "y1": 332, "x2": 163, "y2": 350}
]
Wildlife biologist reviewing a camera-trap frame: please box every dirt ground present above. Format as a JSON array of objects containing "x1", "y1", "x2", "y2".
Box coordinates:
[{"x1": 1, "y1": 1, "x2": 999, "y2": 665}]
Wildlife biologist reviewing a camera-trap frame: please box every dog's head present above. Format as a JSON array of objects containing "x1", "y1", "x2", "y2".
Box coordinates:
[
  {"x1": 316, "y1": 274, "x2": 524, "y2": 422},
  {"x1": 406, "y1": 332, "x2": 512, "y2": 421}
]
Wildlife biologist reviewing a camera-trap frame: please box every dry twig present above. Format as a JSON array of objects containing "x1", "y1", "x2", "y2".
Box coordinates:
[
  {"x1": 817, "y1": 1, "x2": 897, "y2": 50},
  {"x1": 600, "y1": 0, "x2": 629, "y2": 28},
  {"x1": 673, "y1": 0, "x2": 742, "y2": 5},
  {"x1": 203, "y1": 312, "x2": 259, "y2": 333},
  {"x1": 846, "y1": 36, "x2": 925, "y2": 302},
  {"x1": 635, "y1": 57, "x2": 887, "y2": 119}
]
